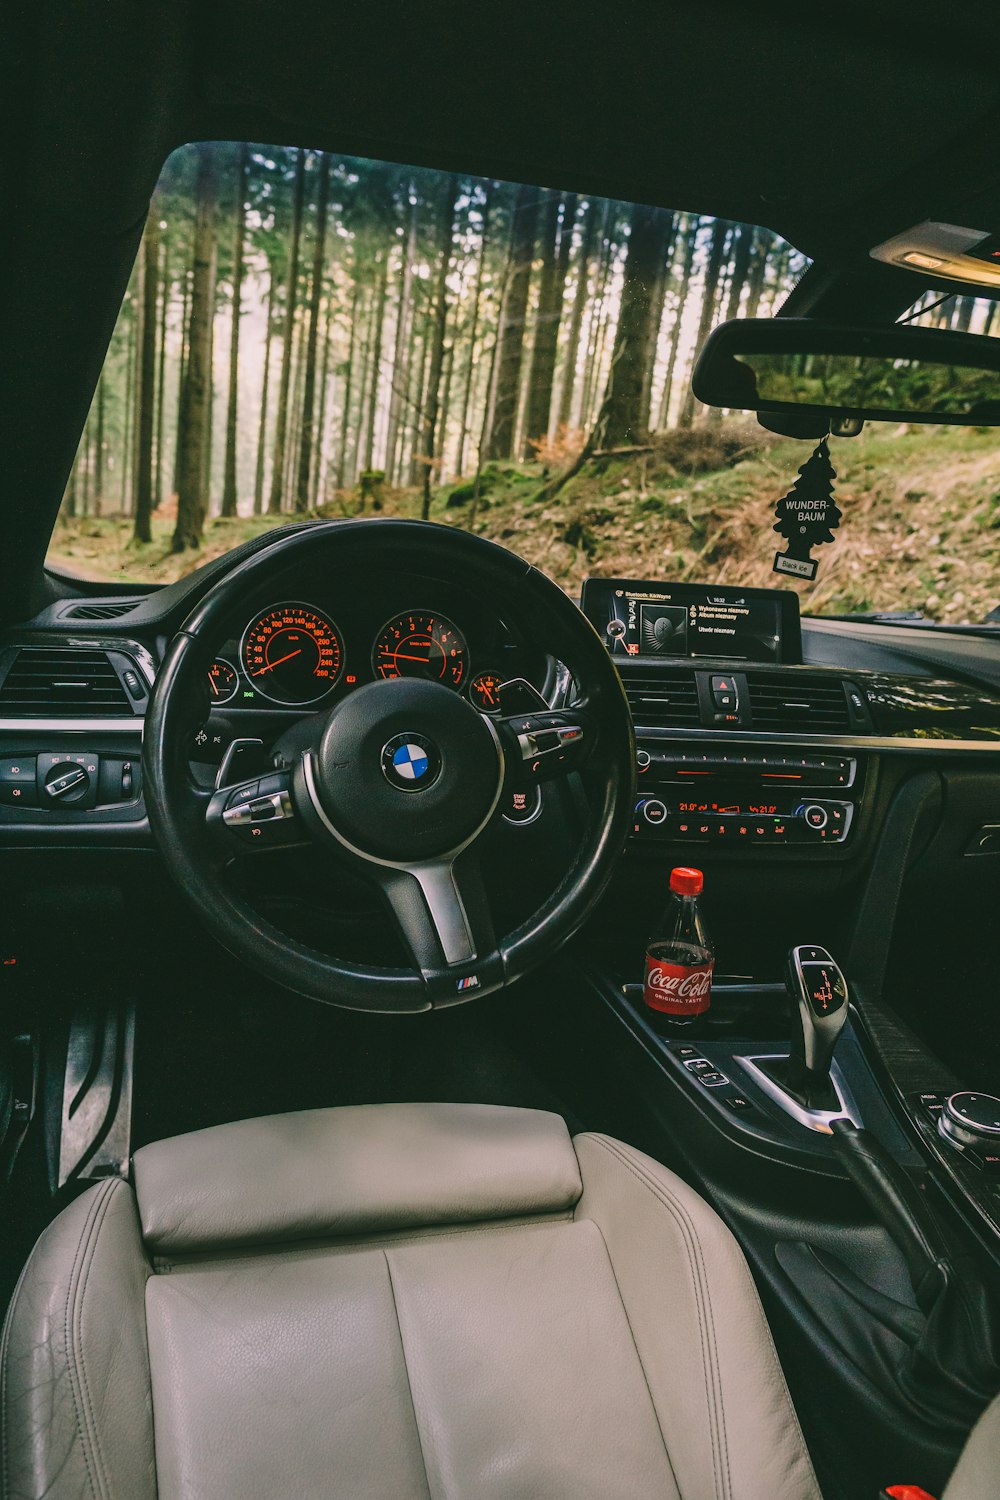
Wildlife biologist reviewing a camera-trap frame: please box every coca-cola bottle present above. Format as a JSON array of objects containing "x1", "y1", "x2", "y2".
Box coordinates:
[{"x1": 643, "y1": 867, "x2": 714, "y2": 1027}]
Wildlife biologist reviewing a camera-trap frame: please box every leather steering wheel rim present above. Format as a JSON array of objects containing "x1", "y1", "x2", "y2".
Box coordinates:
[{"x1": 143, "y1": 520, "x2": 635, "y2": 1013}]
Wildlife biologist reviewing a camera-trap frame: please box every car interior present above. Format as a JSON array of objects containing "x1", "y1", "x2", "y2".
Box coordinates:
[{"x1": 5, "y1": 5, "x2": 1000, "y2": 1498}]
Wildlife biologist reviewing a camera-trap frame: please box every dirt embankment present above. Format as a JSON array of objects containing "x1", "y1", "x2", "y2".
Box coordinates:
[{"x1": 49, "y1": 422, "x2": 1000, "y2": 623}]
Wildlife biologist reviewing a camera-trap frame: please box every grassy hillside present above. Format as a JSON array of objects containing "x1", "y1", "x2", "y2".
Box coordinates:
[{"x1": 48, "y1": 422, "x2": 1000, "y2": 624}]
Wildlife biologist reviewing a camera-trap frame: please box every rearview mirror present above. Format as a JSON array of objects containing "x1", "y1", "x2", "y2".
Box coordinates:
[{"x1": 692, "y1": 318, "x2": 1000, "y2": 427}]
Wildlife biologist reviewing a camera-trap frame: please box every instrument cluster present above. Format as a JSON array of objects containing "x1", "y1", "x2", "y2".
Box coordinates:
[{"x1": 206, "y1": 589, "x2": 528, "y2": 716}]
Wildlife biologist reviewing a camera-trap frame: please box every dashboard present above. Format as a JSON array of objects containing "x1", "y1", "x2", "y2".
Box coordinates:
[{"x1": 1, "y1": 536, "x2": 1000, "y2": 866}]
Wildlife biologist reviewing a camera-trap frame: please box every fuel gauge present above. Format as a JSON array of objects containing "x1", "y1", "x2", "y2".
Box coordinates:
[
  {"x1": 207, "y1": 657, "x2": 239, "y2": 705},
  {"x1": 470, "y1": 670, "x2": 504, "y2": 714}
]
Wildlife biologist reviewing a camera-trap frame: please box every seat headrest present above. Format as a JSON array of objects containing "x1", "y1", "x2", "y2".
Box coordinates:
[{"x1": 132, "y1": 1102, "x2": 583, "y2": 1255}]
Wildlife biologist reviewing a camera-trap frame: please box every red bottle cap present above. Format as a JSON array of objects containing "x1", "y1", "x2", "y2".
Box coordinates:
[{"x1": 670, "y1": 867, "x2": 704, "y2": 895}]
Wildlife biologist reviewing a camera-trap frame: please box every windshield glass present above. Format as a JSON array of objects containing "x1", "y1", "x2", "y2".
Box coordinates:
[{"x1": 51, "y1": 141, "x2": 1000, "y2": 625}]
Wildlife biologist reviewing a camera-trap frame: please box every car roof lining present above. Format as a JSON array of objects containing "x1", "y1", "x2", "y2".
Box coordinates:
[{"x1": 5, "y1": 0, "x2": 1000, "y2": 619}]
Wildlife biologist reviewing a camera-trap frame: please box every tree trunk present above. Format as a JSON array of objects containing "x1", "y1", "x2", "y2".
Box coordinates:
[
  {"x1": 385, "y1": 187, "x2": 419, "y2": 484},
  {"x1": 657, "y1": 214, "x2": 699, "y2": 429},
  {"x1": 171, "y1": 265, "x2": 191, "y2": 496},
  {"x1": 438, "y1": 340, "x2": 456, "y2": 482},
  {"x1": 82, "y1": 416, "x2": 93, "y2": 517},
  {"x1": 172, "y1": 143, "x2": 218, "y2": 552},
  {"x1": 639, "y1": 212, "x2": 677, "y2": 430},
  {"x1": 267, "y1": 147, "x2": 307, "y2": 515},
  {"x1": 419, "y1": 174, "x2": 460, "y2": 518},
  {"x1": 363, "y1": 252, "x2": 389, "y2": 475},
  {"x1": 485, "y1": 182, "x2": 538, "y2": 460},
  {"x1": 294, "y1": 151, "x2": 331, "y2": 512},
  {"x1": 455, "y1": 182, "x2": 494, "y2": 477},
  {"x1": 94, "y1": 374, "x2": 106, "y2": 512},
  {"x1": 221, "y1": 142, "x2": 249, "y2": 518},
  {"x1": 556, "y1": 197, "x2": 598, "y2": 430},
  {"x1": 678, "y1": 217, "x2": 728, "y2": 428},
  {"x1": 354, "y1": 286, "x2": 378, "y2": 484},
  {"x1": 722, "y1": 223, "x2": 753, "y2": 324},
  {"x1": 597, "y1": 204, "x2": 671, "y2": 448},
  {"x1": 743, "y1": 228, "x2": 768, "y2": 319},
  {"x1": 284, "y1": 307, "x2": 306, "y2": 500},
  {"x1": 408, "y1": 315, "x2": 432, "y2": 486},
  {"x1": 134, "y1": 208, "x2": 160, "y2": 542},
  {"x1": 121, "y1": 311, "x2": 136, "y2": 511},
  {"x1": 154, "y1": 248, "x2": 169, "y2": 513},
  {"x1": 521, "y1": 189, "x2": 573, "y2": 458},
  {"x1": 253, "y1": 263, "x2": 277, "y2": 515},
  {"x1": 336, "y1": 278, "x2": 361, "y2": 488},
  {"x1": 312, "y1": 297, "x2": 334, "y2": 508},
  {"x1": 580, "y1": 203, "x2": 616, "y2": 430}
]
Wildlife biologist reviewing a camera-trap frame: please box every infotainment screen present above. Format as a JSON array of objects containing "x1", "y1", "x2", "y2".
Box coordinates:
[{"x1": 580, "y1": 578, "x2": 801, "y2": 664}]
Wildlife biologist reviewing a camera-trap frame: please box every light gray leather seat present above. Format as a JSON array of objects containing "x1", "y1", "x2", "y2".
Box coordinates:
[{"x1": 1, "y1": 1103, "x2": 826, "y2": 1498}]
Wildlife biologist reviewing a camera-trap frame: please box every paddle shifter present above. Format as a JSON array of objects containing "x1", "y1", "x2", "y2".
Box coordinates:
[{"x1": 782, "y1": 945, "x2": 850, "y2": 1110}]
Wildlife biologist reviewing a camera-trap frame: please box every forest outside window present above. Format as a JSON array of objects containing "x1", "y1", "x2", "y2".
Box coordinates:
[{"x1": 53, "y1": 142, "x2": 1000, "y2": 626}]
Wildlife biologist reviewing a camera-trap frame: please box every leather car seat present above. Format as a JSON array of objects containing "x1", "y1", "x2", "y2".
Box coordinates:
[{"x1": 0, "y1": 1102, "x2": 844, "y2": 1497}]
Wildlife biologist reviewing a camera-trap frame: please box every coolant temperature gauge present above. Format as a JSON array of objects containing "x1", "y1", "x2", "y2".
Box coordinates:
[
  {"x1": 207, "y1": 657, "x2": 239, "y2": 705},
  {"x1": 470, "y1": 671, "x2": 504, "y2": 714}
]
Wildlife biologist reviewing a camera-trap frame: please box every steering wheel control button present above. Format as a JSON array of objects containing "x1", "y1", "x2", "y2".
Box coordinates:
[
  {"x1": 938, "y1": 1092, "x2": 1000, "y2": 1159},
  {"x1": 225, "y1": 781, "x2": 260, "y2": 809},
  {"x1": 381, "y1": 733, "x2": 441, "y2": 793},
  {"x1": 502, "y1": 784, "x2": 542, "y2": 826},
  {"x1": 642, "y1": 799, "x2": 668, "y2": 826},
  {"x1": 513, "y1": 713, "x2": 586, "y2": 777},
  {"x1": 221, "y1": 784, "x2": 297, "y2": 846}
]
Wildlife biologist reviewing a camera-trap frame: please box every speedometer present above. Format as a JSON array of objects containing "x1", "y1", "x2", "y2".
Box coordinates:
[
  {"x1": 241, "y1": 602, "x2": 344, "y2": 705},
  {"x1": 372, "y1": 611, "x2": 468, "y2": 689}
]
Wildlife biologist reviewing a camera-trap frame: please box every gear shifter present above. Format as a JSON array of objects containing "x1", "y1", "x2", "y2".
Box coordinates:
[
  {"x1": 781, "y1": 945, "x2": 850, "y2": 1110},
  {"x1": 737, "y1": 945, "x2": 857, "y2": 1129}
]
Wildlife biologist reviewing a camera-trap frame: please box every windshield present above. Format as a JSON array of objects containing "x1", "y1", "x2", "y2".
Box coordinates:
[{"x1": 51, "y1": 141, "x2": 1000, "y2": 625}]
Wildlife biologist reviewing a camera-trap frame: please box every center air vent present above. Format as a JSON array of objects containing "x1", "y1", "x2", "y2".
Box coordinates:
[
  {"x1": 622, "y1": 670, "x2": 701, "y2": 728},
  {"x1": 0, "y1": 648, "x2": 133, "y2": 716},
  {"x1": 745, "y1": 673, "x2": 851, "y2": 734},
  {"x1": 63, "y1": 600, "x2": 138, "y2": 621}
]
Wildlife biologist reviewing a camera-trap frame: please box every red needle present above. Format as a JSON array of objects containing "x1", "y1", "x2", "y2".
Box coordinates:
[
  {"x1": 253, "y1": 648, "x2": 302, "y2": 676},
  {"x1": 209, "y1": 674, "x2": 219, "y2": 696},
  {"x1": 382, "y1": 651, "x2": 433, "y2": 664}
]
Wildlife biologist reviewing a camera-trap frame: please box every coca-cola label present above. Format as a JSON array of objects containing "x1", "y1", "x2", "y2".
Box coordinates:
[{"x1": 643, "y1": 955, "x2": 713, "y2": 1015}]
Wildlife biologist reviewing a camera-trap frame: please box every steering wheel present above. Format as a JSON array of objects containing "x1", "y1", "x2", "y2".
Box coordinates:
[{"x1": 144, "y1": 520, "x2": 634, "y2": 1013}]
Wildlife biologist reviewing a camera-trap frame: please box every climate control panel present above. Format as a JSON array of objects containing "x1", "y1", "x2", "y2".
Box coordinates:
[{"x1": 630, "y1": 744, "x2": 859, "y2": 849}]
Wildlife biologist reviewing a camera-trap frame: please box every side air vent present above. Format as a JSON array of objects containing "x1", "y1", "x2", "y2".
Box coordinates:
[
  {"x1": 63, "y1": 600, "x2": 139, "y2": 621},
  {"x1": 0, "y1": 648, "x2": 133, "y2": 716},
  {"x1": 622, "y1": 670, "x2": 701, "y2": 728},
  {"x1": 745, "y1": 673, "x2": 852, "y2": 734}
]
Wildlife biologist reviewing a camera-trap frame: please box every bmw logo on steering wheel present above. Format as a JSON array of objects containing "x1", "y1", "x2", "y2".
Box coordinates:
[{"x1": 381, "y1": 732, "x2": 441, "y2": 792}]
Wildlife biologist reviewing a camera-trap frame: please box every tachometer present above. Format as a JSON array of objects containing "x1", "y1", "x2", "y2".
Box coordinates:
[
  {"x1": 241, "y1": 602, "x2": 344, "y2": 705},
  {"x1": 372, "y1": 611, "x2": 468, "y2": 689}
]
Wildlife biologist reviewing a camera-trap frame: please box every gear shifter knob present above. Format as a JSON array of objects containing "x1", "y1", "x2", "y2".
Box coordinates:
[{"x1": 784, "y1": 945, "x2": 849, "y2": 1109}]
